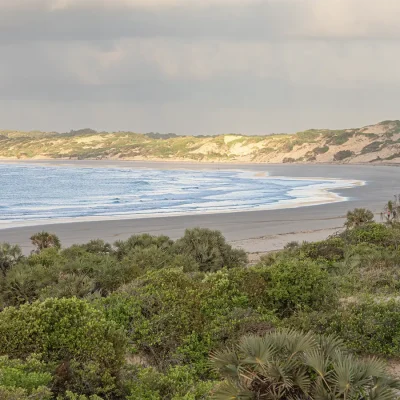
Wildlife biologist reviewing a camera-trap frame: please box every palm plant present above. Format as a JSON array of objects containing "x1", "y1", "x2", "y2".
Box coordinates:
[
  {"x1": 211, "y1": 329, "x2": 399, "y2": 400},
  {"x1": 0, "y1": 242, "x2": 23, "y2": 276},
  {"x1": 30, "y1": 231, "x2": 61, "y2": 253},
  {"x1": 344, "y1": 208, "x2": 374, "y2": 230}
]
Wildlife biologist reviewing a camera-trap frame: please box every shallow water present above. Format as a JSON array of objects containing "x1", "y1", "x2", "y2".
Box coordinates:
[{"x1": 0, "y1": 164, "x2": 357, "y2": 224}]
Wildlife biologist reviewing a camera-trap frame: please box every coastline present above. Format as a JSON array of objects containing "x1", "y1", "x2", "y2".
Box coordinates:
[{"x1": 0, "y1": 161, "x2": 399, "y2": 256}]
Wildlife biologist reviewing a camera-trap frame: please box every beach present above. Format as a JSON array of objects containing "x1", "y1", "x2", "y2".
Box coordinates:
[{"x1": 0, "y1": 160, "x2": 399, "y2": 258}]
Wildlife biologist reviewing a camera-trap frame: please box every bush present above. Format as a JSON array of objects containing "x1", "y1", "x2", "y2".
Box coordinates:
[
  {"x1": 120, "y1": 246, "x2": 199, "y2": 277},
  {"x1": 101, "y1": 267, "x2": 275, "y2": 374},
  {"x1": 282, "y1": 157, "x2": 295, "y2": 163},
  {"x1": 262, "y1": 259, "x2": 335, "y2": 316},
  {"x1": 322, "y1": 300, "x2": 400, "y2": 357},
  {"x1": 30, "y1": 232, "x2": 61, "y2": 253},
  {"x1": 125, "y1": 365, "x2": 214, "y2": 400},
  {"x1": 313, "y1": 145, "x2": 329, "y2": 154},
  {"x1": 0, "y1": 243, "x2": 23, "y2": 276},
  {"x1": 340, "y1": 222, "x2": 393, "y2": 246},
  {"x1": 333, "y1": 150, "x2": 354, "y2": 161},
  {"x1": 361, "y1": 141, "x2": 383, "y2": 154},
  {"x1": 0, "y1": 298, "x2": 126, "y2": 396},
  {"x1": 344, "y1": 208, "x2": 374, "y2": 229},
  {"x1": 327, "y1": 131, "x2": 354, "y2": 145},
  {"x1": 300, "y1": 237, "x2": 346, "y2": 263},
  {"x1": 174, "y1": 228, "x2": 247, "y2": 272},
  {"x1": 0, "y1": 355, "x2": 52, "y2": 399},
  {"x1": 114, "y1": 234, "x2": 173, "y2": 260}
]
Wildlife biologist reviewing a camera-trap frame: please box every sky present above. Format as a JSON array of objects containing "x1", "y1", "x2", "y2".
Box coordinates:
[{"x1": 0, "y1": 0, "x2": 400, "y2": 135}]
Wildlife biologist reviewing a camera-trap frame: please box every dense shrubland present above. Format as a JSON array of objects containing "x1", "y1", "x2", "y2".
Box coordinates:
[{"x1": 1, "y1": 201, "x2": 400, "y2": 399}]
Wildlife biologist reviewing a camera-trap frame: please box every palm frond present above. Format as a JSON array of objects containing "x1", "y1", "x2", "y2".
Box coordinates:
[
  {"x1": 239, "y1": 334, "x2": 276, "y2": 367},
  {"x1": 318, "y1": 333, "x2": 346, "y2": 358},
  {"x1": 361, "y1": 357, "x2": 388, "y2": 379},
  {"x1": 331, "y1": 354, "x2": 356, "y2": 395},
  {"x1": 292, "y1": 367, "x2": 311, "y2": 395},
  {"x1": 286, "y1": 330, "x2": 318, "y2": 359},
  {"x1": 313, "y1": 378, "x2": 334, "y2": 400},
  {"x1": 368, "y1": 385, "x2": 398, "y2": 400},
  {"x1": 211, "y1": 348, "x2": 242, "y2": 378},
  {"x1": 303, "y1": 349, "x2": 329, "y2": 379},
  {"x1": 211, "y1": 381, "x2": 253, "y2": 400}
]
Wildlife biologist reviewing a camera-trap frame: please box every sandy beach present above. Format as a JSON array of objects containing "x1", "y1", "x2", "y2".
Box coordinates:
[{"x1": 0, "y1": 160, "x2": 399, "y2": 258}]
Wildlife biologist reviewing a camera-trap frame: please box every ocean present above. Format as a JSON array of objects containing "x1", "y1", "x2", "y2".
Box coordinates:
[{"x1": 0, "y1": 163, "x2": 358, "y2": 226}]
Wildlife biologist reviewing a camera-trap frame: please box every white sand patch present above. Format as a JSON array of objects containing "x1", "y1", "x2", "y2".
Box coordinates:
[
  {"x1": 224, "y1": 135, "x2": 241, "y2": 144},
  {"x1": 361, "y1": 122, "x2": 395, "y2": 134},
  {"x1": 190, "y1": 141, "x2": 221, "y2": 154},
  {"x1": 74, "y1": 135, "x2": 106, "y2": 144}
]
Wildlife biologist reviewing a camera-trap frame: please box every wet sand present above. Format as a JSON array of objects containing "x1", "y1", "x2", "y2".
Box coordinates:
[{"x1": 0, "y1": 161, "x2": 399, "y2": 256}]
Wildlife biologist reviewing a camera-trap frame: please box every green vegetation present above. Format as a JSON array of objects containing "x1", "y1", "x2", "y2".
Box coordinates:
[
  {"x1": 313, "y1": 145, "x2": 329, "y2": 154},
  {"x1": 334, "y1": 150, "x2": 354, "y2": 161},
  {"x1": 326, "y1": 130, "x2": 354, "y2": 146},
  {"x1": 1, "y1": 120, "x2": 400, "y2": 163},
  {"x1": 211, "y1": 329, "x2": 399, "y2": 400},
  {"x1": 344, "y1": 208, "x2": 374, "y2": 229},
  {"x1": 2, "y1": 202, "x2": 400, "y2": 398},
  {"x1": 362, "y1": 141, "x2": 383, "y2": 154}
]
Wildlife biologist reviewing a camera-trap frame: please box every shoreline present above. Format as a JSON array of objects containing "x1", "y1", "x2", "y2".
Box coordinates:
[
  {"x1": 0, "y1": 157, "x2": 399, "y2": 168},
  {"x1": 0, "y1": 161, "x2": 399, "y2": 255}
]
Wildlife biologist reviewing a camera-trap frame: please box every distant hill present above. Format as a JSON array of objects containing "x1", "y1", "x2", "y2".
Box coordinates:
[{"x1": 1, "y1": 121, "x2": 400, "y2": 164}]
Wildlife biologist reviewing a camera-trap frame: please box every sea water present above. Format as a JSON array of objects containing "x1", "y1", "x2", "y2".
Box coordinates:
[{"x1": 0, "y1": 164, "x2": 358, "y2": 226}]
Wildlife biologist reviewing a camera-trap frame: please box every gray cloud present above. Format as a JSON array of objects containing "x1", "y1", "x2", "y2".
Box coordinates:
[{"x1": 0, "y1": 0, "x2": 399, "y2": 134}]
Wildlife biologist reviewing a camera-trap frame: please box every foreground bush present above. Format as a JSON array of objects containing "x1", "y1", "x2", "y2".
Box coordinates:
[
  {"x1": 211, "y1": 329, "x2": 399, "y2": 400},
  {"x1": 101, "y1": 267, "x2": 276, "y2": 375},
  {"x1": 0, "y1": 297, "x2": 126, "y2": 396},
  {"x1": 258, "y1": 258, "x2": 335, "y2": 316},
  {"x1": 125, "y1": 365, "x2": 214, "y2": 400},
  {"x1": 0, "y1": 355, "x2": 52, "y2": 399}
]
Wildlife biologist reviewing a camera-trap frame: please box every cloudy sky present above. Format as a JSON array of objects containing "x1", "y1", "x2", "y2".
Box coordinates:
[{"x1": 0, "y1": 0, "x2": 399, "y2": 134}]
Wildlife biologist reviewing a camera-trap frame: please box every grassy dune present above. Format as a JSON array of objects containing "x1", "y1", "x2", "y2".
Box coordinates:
[{"x1": 1, "y1": 120, "x2": 400, "y2": 164}]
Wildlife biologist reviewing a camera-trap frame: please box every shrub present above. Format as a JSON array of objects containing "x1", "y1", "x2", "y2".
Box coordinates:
[
  {"x1": 0, "y1": 243, "x2": 23, "y2": 276},
  {"x1": 79, "y1": 239, "x2": 113, "y2": 255},
  {"x1": 340, "y1": 222, "x2": 393, "y2": 246},
  {"x1": 324, "y1": 300, "x2": 400, "y2": 357},
  {"x1": 300, "y1": 237, "x2": 346, "y2": 263},
  {"x1": 30, "y1": 232, "x2": 61, "y2": 253},
  {"x1": 0, "y1": 298, "x2": 126, "y2": 396},
  {"x1": 338, "y1": 245, "x2": 400, "y2": 295},
  {"x1": 282, "y1": 157, "x2": 295, "y2": 163},
  {"x1": 361, "y1": 141, "x2": 383, "y2": 154},
  {"x1": 114, "y1": 234, "x2": 173, "y2": 260},
  {"x1": 0, "y1": 355, "x2": 52, "y2": 399},
  {"x1": 121, "y1": 246, "x2": 199, "y2": 276},
  {"x1": 283, "y1": 241, "x2": 300, "y2": 250},
  {"x1": 263, "y1": 259, "x2": 335, "y2": 316},
  {"x1": 333, "y1": 150, "x2": 354, "y2": 161},
  {"x1": 344, "y1": 208, "x2": 374, "y2": 229},
  {"x1": 313, "y1": 145, "x2": 329, "y2": 154},
  {"x1": 126, "y1": 365, "x2": 214, "y2": 400},
  {"x1": 1, "y1": 259, "x2": 62, "y2": 306},
  {"x1": 327, "y1": 131, "x2": 354, "y2": 145},
  {"x1": 174, "y1": 228, "x2": 247, "y2": 272},
  {"x1": 101, "y1": 267, "x2": 274, "y2": 374}
]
